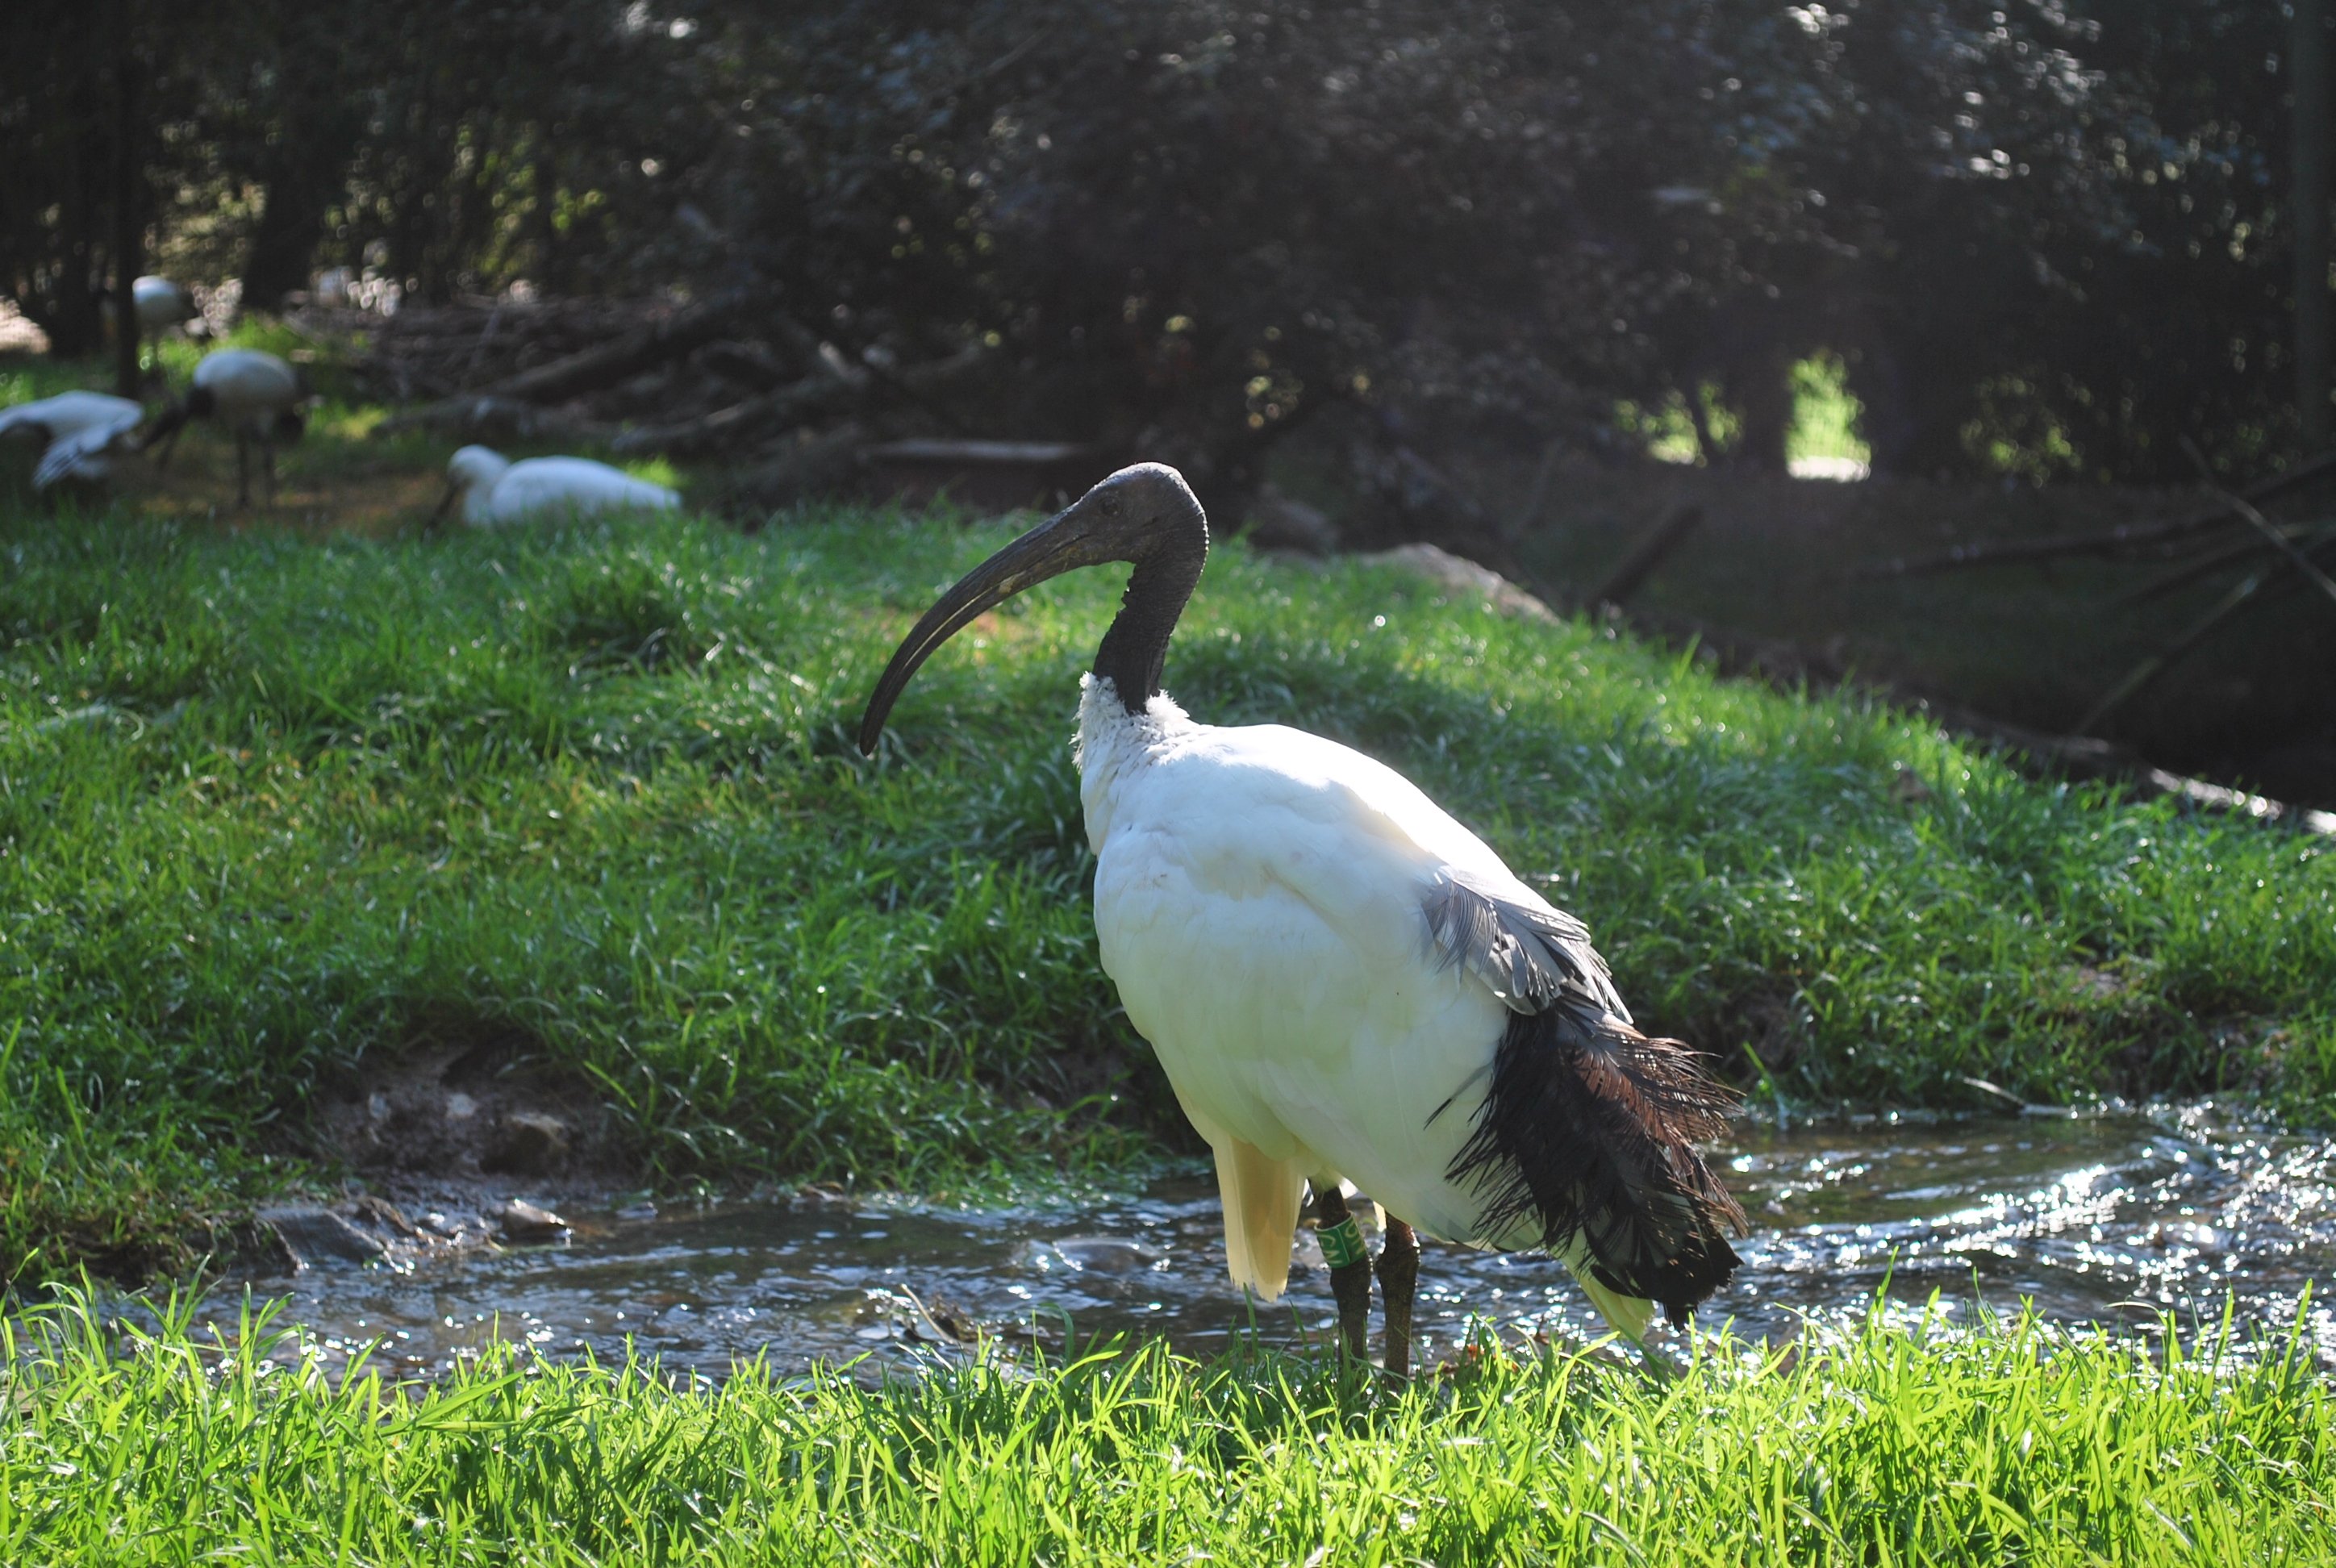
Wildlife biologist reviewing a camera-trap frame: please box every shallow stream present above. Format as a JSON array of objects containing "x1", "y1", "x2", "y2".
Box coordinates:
[{"x1": 200, "y1": 1103, "x2": 2334, "y2": 1378}]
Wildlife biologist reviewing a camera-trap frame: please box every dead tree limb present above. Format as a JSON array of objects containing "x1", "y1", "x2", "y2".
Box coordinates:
[
  {"x1": 378, "y1": 397, "x2": 621, "y2": 447},
  {"x1": 378, "y1": 292, "x2": 745, "y2": 433},
  {"x1": 2083, "y1": 519, "x2": 2336, "y2": 730},
  {"x1": 1559, "y1": 594, "x2": 2336, "y2": 836},
  {"x1": 1501, "y1": 438, "x2": 1567, "y2": 546},
  {"x1": 1591, "y1": 503, "x2": 1705, "y2": 607},
  {"x1": 2077, "y1": 569, "x2": 2274, "y2": 733},
  {"x1": 1852, "y1": 448, "x2": 2336, "y2": 579},
  {"x1": 607, "y1": 374, "x2": 857, "y2": 457},
  {"x1": 698, "y1": 340, "x2": 797, "y2": 391},
  {"x1": 720, "y1": 421, "x2": 874, "y2": 517},
  {"x1": 2117, "y1": 523, "x2": 2333, "y2": 603},
  {"x1": 607, "y1": 343, "x2": 987, "y2": 459},
  {"x1": 2218, "y1": 503, "x2": 2336, "y2": 608}
]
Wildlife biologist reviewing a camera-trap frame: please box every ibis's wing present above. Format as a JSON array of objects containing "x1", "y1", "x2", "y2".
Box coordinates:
[
  {"x1": 1421, "y1": 869, "x2": 1626, "y2": 1019},
  {"x1": 32, "y1": 407, "x2": 141, "y2": 489},
  {"x1": 1422, "y1": 869, "x2": 1746, "y2": 1324}
]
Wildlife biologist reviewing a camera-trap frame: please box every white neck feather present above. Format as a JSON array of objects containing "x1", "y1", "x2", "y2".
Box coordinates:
[{"x1": 1074, "y1": 673, "x2": 1196, "y2": 848}]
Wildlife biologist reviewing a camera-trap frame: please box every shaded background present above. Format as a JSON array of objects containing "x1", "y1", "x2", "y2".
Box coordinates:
[{"x1": 5, "y1": 0, "x2": 2334, "y2": 796}]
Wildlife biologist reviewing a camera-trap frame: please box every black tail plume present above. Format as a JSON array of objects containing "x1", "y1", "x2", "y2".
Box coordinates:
[{"x1": 1450, "y1": 999, "x2": 1746, "y2": 1325}]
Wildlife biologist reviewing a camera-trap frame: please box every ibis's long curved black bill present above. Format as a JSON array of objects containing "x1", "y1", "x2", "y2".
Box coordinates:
[{"x1": 857, "y1": 506, "x2": 1103, "y2": 754}]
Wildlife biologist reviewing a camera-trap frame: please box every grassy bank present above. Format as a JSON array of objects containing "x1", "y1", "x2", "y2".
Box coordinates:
[
  {"x1": 2, "y1": 1294, "x2": 2329, "y2": 1564},
  {"x1": 0, "y1": 482, "x2": 2332, "y2": 1281}
]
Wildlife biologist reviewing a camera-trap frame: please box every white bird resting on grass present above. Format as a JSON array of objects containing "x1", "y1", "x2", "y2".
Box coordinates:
[
  {"x1": 143, "y1": 348, "x2": 308, "y2": 507},
  {"x1": 430, "y1": 445, "x2": 682, "y2": 528},
  {"x1": 0, "y1": 391, "x2": 146, "y2": 491},
  {"x1": 859, "y1": 463, "x2": 1747, "y2": 1374}
]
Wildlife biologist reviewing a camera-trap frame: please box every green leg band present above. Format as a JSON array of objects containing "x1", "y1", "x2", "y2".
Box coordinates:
[{"x1": 1318, "y1": 1214, "x2": 1369, "y2": 1269}]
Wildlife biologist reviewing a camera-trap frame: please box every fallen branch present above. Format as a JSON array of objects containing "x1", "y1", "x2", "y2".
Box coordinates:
[
  {"x1": 697, "y1": 340, "x2": 796, "y2": 391},
  {"x1": 2116, "y1": 522, "x2": 2334, "y2": 604},
  {"x1": 607, "y1": 374, "x2": 857, "y2": 458},
  {"x1": 1851, "y1": 448, "x2": 2336, "y2": 579},
  {"x1": 2079, "y1": 528, "x2": 2336, "y2": 732},
  {"x1": 607, "y1": 342, "x2": 987, "y2": 459},
  {"x1": 377, "y1": 396, "x2": 620, "y2": 447},
  {"x1": 720, "y1": 421, "x2": 873, "y2": 517},
  {"x1": 2223, "y1": 505, "x2": 2336, "y2": 607},
  {"x1": 1416, "y1": 552, "x2": 2336, "y2": 837},
  {"x1": 378, "y1": 292, "x2": 745, "y2": 433},
  {"x1": 1590, "y1": 503, "x2": 1704, "y2": 607},
  {"x1": 2077, "y1": 569, "x2": 2271, "y2": 733},
  {"x1": 1500, "y1": 438, "x2": 1567, "y2": 546}
]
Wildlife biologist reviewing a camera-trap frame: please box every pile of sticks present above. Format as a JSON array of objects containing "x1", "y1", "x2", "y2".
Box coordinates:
[
  {"x1": 343, "y1": 293, "x2": 989, "y2": 506},
  {"x1": 1854, "y1": 449, "x2": 2336, "y2": 729}
]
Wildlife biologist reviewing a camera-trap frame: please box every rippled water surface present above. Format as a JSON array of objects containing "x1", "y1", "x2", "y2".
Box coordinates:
[{"x1": 202, "y1": 1105, "x2": 2334, "y2": 1378}]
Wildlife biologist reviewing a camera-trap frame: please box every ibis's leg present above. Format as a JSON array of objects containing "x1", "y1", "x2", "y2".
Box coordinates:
[
  {"x1": 1312, "y1": 1186, "x2": 1372, "y2": 1362},
  {"x1": 261, "y1": 439, "x2": 277, "y2": 502},
  {"x1": 234, "y1": 432, "x2": 250, "y2": 507},
  {"x1": 1377, "y1": 1216, "x2": 1420, "y2": 1378}
]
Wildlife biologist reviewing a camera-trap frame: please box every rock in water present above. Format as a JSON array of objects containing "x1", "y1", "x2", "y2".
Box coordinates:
[
  {"x1": 260, "y1": 1207, "x2": 388, "y2": 1270},
  {"x1": 496, "y1": 1198, "x2": 570, "y2": 1242}
]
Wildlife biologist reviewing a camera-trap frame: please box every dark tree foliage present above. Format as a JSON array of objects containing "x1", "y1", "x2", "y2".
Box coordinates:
[
  {"x1": 2, "y1": 0, "x2": 2328, "y2": 483},
  {"x1": 0, "y1": 0, "x2": 206, "y2": 358}
]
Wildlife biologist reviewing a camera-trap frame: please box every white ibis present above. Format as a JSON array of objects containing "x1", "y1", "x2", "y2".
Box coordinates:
[
  {"x1": 430, "y1": 445, "x2": 681, "y2": 528},
  {"x1": 144, "y1": 348, "x2": 308, "y2": 507},
  {"x1": 0, "y1": 391, "x2": 146, "y2": 491},
  {"x1": 131, "y1": 277, "x2": 201, "y2": 340},
  {"x1": 859, "y1": 464, "x2": 1746, "y2": 1372}
]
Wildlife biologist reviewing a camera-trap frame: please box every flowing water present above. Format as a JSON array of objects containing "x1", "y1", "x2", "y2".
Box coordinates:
[{"x1": 190, "y1": 1103, "x2": 2334, "y2": 1378}]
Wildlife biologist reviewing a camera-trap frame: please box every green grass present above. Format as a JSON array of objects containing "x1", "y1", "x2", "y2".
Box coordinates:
[
  {"x1": 1, "y1": 1291, "x2": 2328, "y2": 1564},
  {"x1": 0, "y1": 459, "x2": 2332, "y2": 1282},
  {"x1": 1787, "y1": 352, "x2": 1867, "y2": 471},
  {"x1": 5, "y1": 348, "x2": 2332, "y2": 1564},
  {"x1": 1613, "y1": 353, "x2": 1871, "y2": 471}
]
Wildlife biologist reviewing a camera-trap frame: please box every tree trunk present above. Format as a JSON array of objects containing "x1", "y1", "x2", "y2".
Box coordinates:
[
  {"x1": 1726, "y1": 350, "x2": 1794, "y2": 473},
  {"x1": 110, "y1": 9, "x2": 143, "y2": 398},
  {"x1": 48, "y1": 47, "x2": 105, "y2": 358},
  {"x1": 2297, "y1": 0, "x2": 2331, "y2": 449},
  {"x1": 244, "y1": 137, "x2": 352, "y2": 310}
]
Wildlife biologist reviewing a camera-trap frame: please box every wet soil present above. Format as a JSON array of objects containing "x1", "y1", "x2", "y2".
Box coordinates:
[{"x1": 240, "y1": 1026, "x2": 627, "y2": 1276}]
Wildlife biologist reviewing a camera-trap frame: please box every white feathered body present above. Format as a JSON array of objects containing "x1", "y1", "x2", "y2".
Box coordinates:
[
  {"x1": 448, "y1": 447, "x2": 679, "y2": 526},
  {"x1": 193, "y1": 350, "x2": 302, "y2": 433},
  {"x1": 0, "y1": 393, "x2": 145, "y2": 488},
  {"x1": 131, "y1": 277, "x2": 198, "y2": 335},
  {"x1": 1077, "y1": 676, "x2": 1638, "y2": 1314}
]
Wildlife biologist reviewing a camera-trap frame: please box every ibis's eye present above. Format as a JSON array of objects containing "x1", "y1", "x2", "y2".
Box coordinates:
[{"x1": 1097, "y1": 491, "x2": 1121, "y2": 517}]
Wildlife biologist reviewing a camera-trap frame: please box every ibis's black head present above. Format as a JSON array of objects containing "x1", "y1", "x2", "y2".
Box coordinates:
[
  {"x1": 857, "y1": 462, "x2": 1208, "y2": 753},
  {"x1": 139, "y1": 387, "x2": 209, "y2": 461}
]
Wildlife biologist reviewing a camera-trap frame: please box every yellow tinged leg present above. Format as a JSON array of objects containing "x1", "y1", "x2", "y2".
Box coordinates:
[{"x1": 1212, "y1": 1137, "x2": 1308, "y2": 1301}]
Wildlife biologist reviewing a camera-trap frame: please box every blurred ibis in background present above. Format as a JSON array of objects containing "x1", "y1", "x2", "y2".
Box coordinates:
[
  {"x1": 432, "y1": 445, "x2": 681, "y2": 528},
  {"x1": 144, "y1": 348, "x2": 308, "y2": 507},
  {"x1": 0, "y1": 391, "x2": 146, "y2": 492},
  {"x1": 131, "y1": 277, "x2": 200, "y2": 341},
  {"x1": 858, "y1": 463, "x2": 1746, "y2": 1374}
]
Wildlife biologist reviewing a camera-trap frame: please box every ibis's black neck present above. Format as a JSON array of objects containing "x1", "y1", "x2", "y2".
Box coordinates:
[{"x1": 1092, "y1": 518, "x2": 1207, "y2": 715}]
